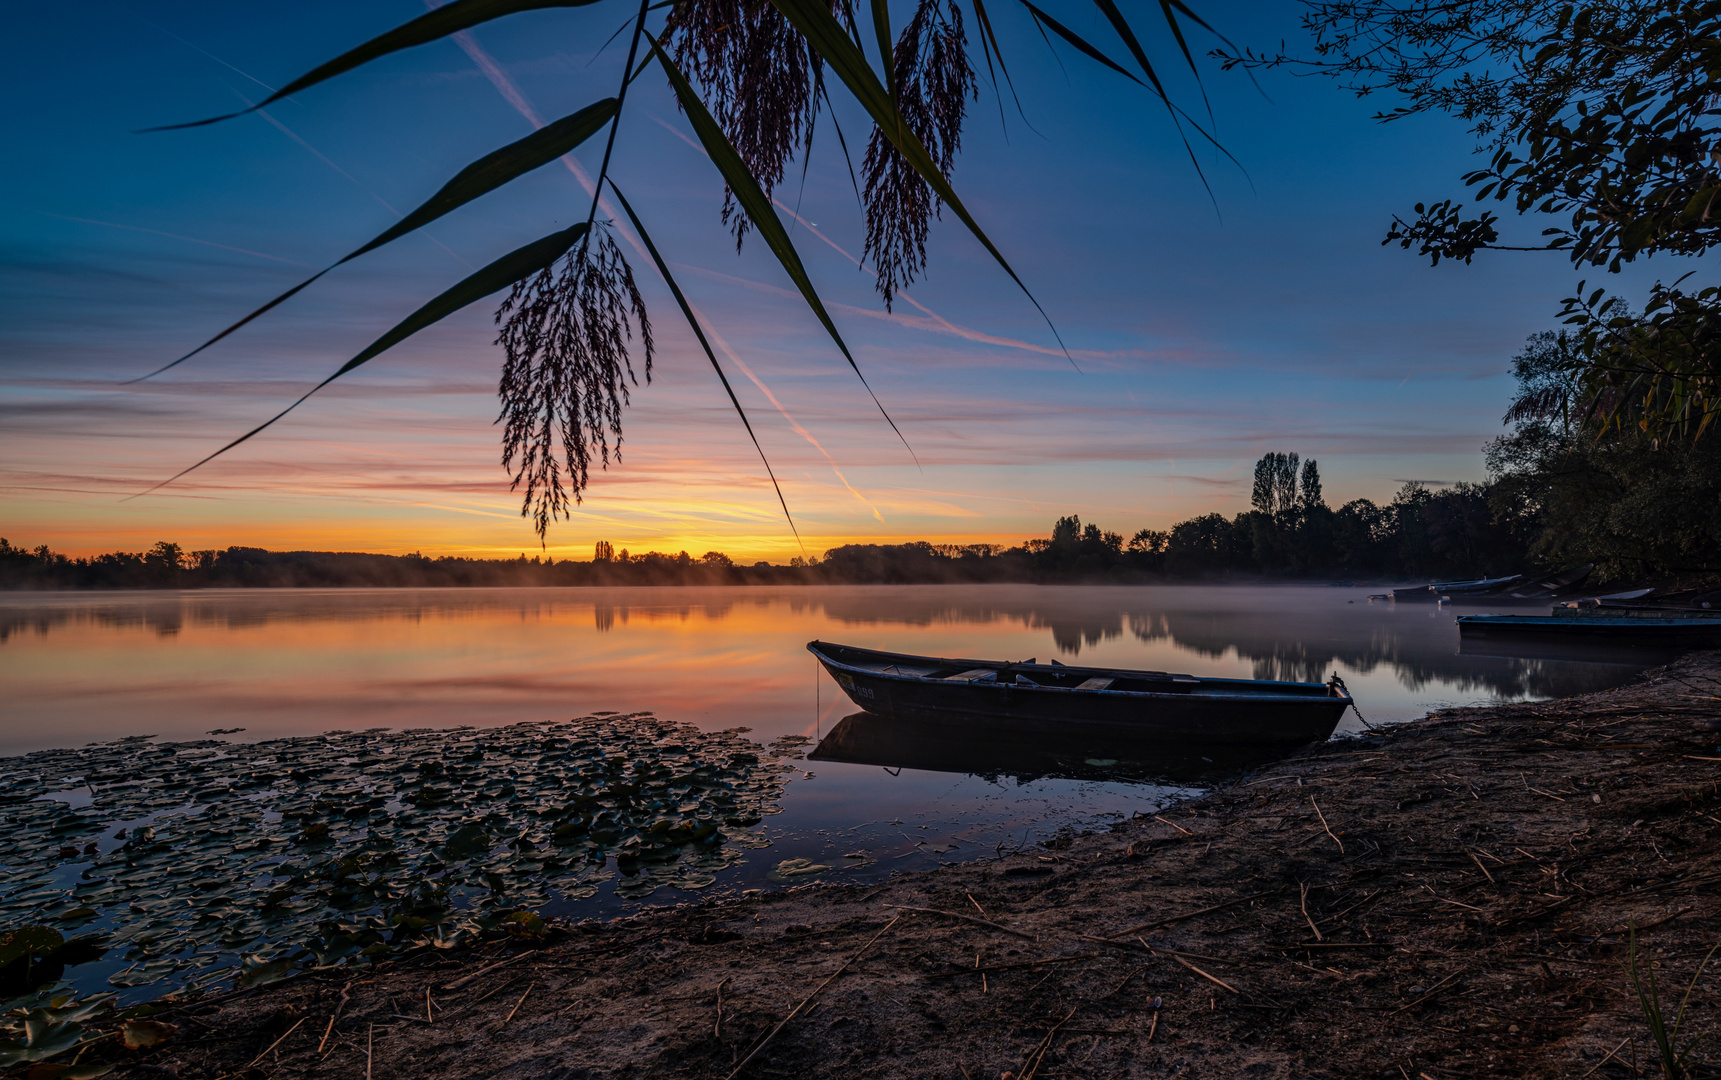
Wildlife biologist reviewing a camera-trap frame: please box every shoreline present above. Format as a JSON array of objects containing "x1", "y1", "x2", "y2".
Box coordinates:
[{"x1": 38, "y1": 652, "x2": 1721, "y2": 1078}]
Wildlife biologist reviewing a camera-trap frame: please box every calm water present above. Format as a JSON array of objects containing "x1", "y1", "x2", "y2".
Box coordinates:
[{"x1": 0, "y1": 584, "x2": 1663, "y2": 911}]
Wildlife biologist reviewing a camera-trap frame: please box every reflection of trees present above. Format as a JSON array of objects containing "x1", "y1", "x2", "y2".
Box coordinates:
[{"x1": 1, "y1": 585, "x2": 1661, "y2": 702}]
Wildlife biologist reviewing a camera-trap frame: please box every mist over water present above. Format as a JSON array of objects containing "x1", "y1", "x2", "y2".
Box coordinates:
[{"x1": 1, "y1": 584, "x2": 1661, "y2": 908}]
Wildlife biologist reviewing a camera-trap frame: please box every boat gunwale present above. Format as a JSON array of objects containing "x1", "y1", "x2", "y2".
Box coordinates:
[{"x1": 807, "y1": 641, "x2": 1351, "y2": 704}]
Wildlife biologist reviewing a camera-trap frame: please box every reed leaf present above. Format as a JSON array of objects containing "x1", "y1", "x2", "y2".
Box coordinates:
[
  {"x1": 606, "y1": 178, "x2": 801, "y2": 541},
  {"x1": 135, "y1": 223, "x2": 590, "y2": 498},
  {"x1": 1019, "y1": 0, "x2": 1145, "y2": 86},
  {"x1": 652, "y1": 34, "x2": 916, "y2": 458},
  {"x1": 134, "y1": 98, "x2": 618, "y2": 383},
  {"x1": 143, "y1": 0, "x2": 605, "y2": 131}
]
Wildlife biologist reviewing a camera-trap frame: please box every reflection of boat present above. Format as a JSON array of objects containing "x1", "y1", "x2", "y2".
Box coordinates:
[
  {"x1": 1456, "y1": 610, "x2": 1721, "y2": 648},
  {"x1": 808, "y1": 641, "x2": 1352, "y2": 747},
  {"x1": 809, "y1": 711, "x2": 1295, "y2": 785},
  {"x1": 1456, "y1": 633, "x2": 1681, "y2": 667}
]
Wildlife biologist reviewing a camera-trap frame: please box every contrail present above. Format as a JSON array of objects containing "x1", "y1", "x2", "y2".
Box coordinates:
[
  {"x1": 645, "y1": 111, "x2": 1075, "y2": 363},
  {"x1": 444, "y1": 18, "x2": 888, "y2": 524},
  {"x1": 230, "y1": 90, "x2": 475, "y2": 271},
  {"x1": 32, "y1": 211, "x2": 315, "y2": 267},
  {"x1": 128, "y1": 12, "x2": 472, "y2": 271}
]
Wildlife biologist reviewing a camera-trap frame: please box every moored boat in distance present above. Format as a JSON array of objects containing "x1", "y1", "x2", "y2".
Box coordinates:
[
  {"x1": 808, "y1": 641, "x2": 1353, "y2": 748},
  {"x1": 1456, "y1": 608, "x2": 1721, "y2": 647}
]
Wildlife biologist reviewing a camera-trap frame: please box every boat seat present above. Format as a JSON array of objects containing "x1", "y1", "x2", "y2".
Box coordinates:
[
  {"x1": 1075, "y1": 677, "x2": 1114, "y2": 691},
  {"x1": 945, "y1": 668, "x2": 997, "y2": 682}
]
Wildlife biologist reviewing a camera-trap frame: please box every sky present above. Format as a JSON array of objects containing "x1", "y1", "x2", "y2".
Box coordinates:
[{"x1": 0, "y1": 0, "x2": 1670, "y2": 561}]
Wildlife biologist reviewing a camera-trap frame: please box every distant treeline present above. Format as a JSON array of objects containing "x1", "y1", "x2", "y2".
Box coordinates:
[{"x1": 1, "y1": 455, "x2": 1561, "y2": 589}]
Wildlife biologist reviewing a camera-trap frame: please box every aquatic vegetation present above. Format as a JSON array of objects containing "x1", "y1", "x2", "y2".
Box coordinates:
[{"x1": 0, "y1": 715, "x2": 786, "y2": 998}]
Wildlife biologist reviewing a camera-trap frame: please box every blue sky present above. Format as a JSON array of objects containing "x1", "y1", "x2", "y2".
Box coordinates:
[{"x1": 0, "y1": 0, "x2": 1668, "y2": 559}]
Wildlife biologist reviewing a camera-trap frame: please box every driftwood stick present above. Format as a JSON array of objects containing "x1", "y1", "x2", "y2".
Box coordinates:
[
  {"x1": 1578, "y1": 1035, "x2": 1635, "y2": 1079},
  {"x1": 883, "y1": 905, "x2": 1037, "y2": 940},
  {"x1": 1154, "y1": 815, "x2": 1194, "y2": 836},
  {"x1": 967, "y1": 893, "x2": 989, "y2": 918},
  {"x1": 317, "y1": 981, "x2": 352, "y2": 1055},
  {"x1": 724, "y1": 916, "x2": 901, "y2": 1080},
  {"x1": 243, "y1": 1015, "x2": 305, "y2": 1070},
  {"x1": 440, "y1": 949, "x2": 537, "y2": 991},
  {"x1": 1021, "y1": 1004, "x2": 1079, "y2": 1080},
  {"x1": 1160, "y1": 945, "x2": 1239, "y2": 994},
  {"x1": 1311, "y1": 796, "x2": 1345, "y2": 854},
  {"x1": 1300, "y1": 883, "x2": 1323, "y2": 942},
  {"x1": 1102, "y1": 887, "x2": 1280, "y2": 939},
  {"x1": 365, "y1": 1023, "x2": 373, "y2": 1080},
  {"x1": 1467, "y1": 849, "x2": 1496, "y2": 883},
  {"x1": 499, "y1": 981, "x2": 536, "y2": 1027},
  {"x1": 1388, "y1": 970, "x2": 1462, "y2": 1014}
]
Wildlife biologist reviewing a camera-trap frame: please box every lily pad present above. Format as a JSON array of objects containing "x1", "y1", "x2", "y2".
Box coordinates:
[{"x1": 769, "y1": 859, "x2": 831, "y2": 881}]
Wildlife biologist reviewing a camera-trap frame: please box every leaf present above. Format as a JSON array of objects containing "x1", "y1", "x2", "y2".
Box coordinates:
[
  {"x1": 764, "y1": 0, "x2": 1071, "y2": 359},
  {"x1": 142, "y1": 0, "x2": 605, "y2": 131},
  {"x1": 133, "y1": 98, "x2": 618, "y2": 382},
  {"x1": 0, "y1": 928, "x2": 64, "y2": 969},
  {"x1": 604, "y1": 179, "x2": 800, "y2": 542},
  {"x1": 1020, "y1": 0, "x2": 1143, "y2": 85},
  {"x1": 133, "y1": 222, "x2": 589, "y2": 497},
  {"x1": 119, "y1": 1019, "x2": 176, "y2": 1051},
  {"x1": 650, "y1": 38, "x2": 916, "y2": 458}
]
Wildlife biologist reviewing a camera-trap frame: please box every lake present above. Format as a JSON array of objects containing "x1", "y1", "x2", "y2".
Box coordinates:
[{"x1": 0, "y1": 584, "x2": 1668, "y2": 996}]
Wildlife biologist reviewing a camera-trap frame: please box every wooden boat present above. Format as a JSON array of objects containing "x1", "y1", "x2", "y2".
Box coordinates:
[
  {"x1": 1503, "y1": 563, "x2": 1593, "y2": 599},
  {"x1": 1372, "y1": 574, "x2": 1521, "y2": 603},
  {"x1": 1456, "y1": 610, "x2": 1721, "y2": 647},
  {"x1": 808, "y1": 641, "x2": 1353, "y2": 747}
]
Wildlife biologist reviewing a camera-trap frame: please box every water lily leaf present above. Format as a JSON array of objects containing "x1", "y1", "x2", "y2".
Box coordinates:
[
  {"x1": 120, "y1": 1019, "x2": 175, "y2": 1050},
  {"x1": 769, "y1": 859, "x2": 831, "y2": 881},
  {"x1": 0, "y1": 928, "x2": 64, "y2": 968},
  {"x1": 235, "y1": 958, "x2": 296, "y2": 989}
]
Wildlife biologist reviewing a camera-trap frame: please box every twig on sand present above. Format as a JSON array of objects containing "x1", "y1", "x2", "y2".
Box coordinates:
[
  {"x1": 1020, "y1": 1004, "x2": 1079, "y2": 1080},
  {"x1": 1300, "y1": 883, "x2": 1323, "y2": 942},
  {"x1": 1159, "y1": 945, "x2": 1240, "y2": 994},
  {"x1": 1389, "y1": 971, "x2": 1462, "y2": 1014},
  {"x1": 1578, "y1": 1035, "x2": 1635, "y2": 1078},
  {"x1": 365, "y1": 1023, "x2": 373, "y2": 1080},
  {"x1": 318, "y1": 981, "x2": 352, "y2": 1055},
  {"x1": 725, "y1": 916, "x2": 901, "y2": 1080},
  {"x1": 968, "y1": 893, "x2": 989, "y2": 918},
  {"x1": 1467, "y1": 849, "x2": 1496, "y2": 883},
  {"x1": 440, "y1": 949, "x2": 537, "y2": 991},
  {"x1": 1311, "y1": 796, "x2": 1344, "y2": 854},
  {"x1": 243, "y1": 1016, "x2": 304, "y2": 1070},
  {"x1": 883, "y1": 905, "x2": 1037, "y2": 940},
  {"x1": 1102, "y1": 887, "x2": 1280, "y2": 939},
  {"x1": 499, "y1": 981, "x2": 536, "y2": 1027},
  {"x1": 715, "y1": 975, "x2": 730, "y2": 1039},
  {"x1": 1154, "y1": 815, "x2": 1194, "y2": 836}
]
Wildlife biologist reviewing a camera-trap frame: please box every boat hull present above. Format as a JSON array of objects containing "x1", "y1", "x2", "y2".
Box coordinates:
[
  {"x1": 809, "y1": 641, "x2": 1350, "y2": 747},
  {"x1": 1456, "y1": 614, "x2": 1721, "y2": 647}
]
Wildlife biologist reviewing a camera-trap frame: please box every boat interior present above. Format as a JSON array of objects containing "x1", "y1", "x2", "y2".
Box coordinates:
[{"x1": 812, "y1": 642, "x2": 1336, "y2": 697}]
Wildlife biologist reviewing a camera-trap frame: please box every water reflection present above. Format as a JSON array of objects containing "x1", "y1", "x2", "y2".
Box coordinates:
[
  {"x1": 810, "y1": 711, "x2": 1295, "y2": 786},
  {"x1": 0, "y1": 585, "x2": 1654, "y2": 758}
]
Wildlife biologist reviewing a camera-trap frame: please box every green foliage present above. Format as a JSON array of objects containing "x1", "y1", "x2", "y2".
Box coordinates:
[
  {"x1": 1222, "y1": 0, "x2": 1721, "y2": 444},
  {"x1": 1486, "y1": 331, "x2": 1721, "y2": 580},
  {"x1": 1624, "y1": 925, "x2": 1721, "y2": 1078}
]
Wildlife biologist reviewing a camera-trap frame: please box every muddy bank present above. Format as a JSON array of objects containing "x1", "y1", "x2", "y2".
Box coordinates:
[{"x1": 93, "y1": 653, "x2": 1721, "y2": 1079}]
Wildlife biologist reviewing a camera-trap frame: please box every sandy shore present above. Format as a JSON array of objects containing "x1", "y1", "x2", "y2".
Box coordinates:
[{"x1": 92, "y1": 652, "x2": 1721, "y2": 1079}]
